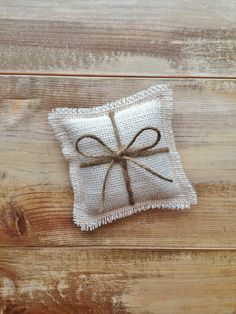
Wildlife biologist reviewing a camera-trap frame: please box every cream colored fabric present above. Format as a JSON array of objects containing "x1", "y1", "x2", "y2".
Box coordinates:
[{"x1": 48, "y1": 85, "x2": 197, "y2": 231}]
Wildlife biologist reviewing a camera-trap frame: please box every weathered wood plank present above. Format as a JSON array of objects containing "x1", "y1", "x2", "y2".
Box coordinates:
[
  {"x1": 0, "y1": 0, "x2": 235, "y2": 76},
  {"x1": 0, "y1": 248, "x2": 235, "y2": 313},
  {"x1": 1, "y1": 183, "x2": 236, "y2": 248},
  {"x1": 0, "y1": 76, "x2": 235, "y2": 247}
]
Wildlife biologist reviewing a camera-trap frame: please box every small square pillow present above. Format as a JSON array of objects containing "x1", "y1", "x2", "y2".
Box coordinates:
[{"x1": 48, "y1": 85, "x2": 197, "y2": 231}]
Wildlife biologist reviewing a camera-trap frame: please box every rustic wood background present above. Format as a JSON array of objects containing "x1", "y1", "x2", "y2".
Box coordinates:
[{"x1": 0, "y1": 1, "x2": 235, "y2": 313}]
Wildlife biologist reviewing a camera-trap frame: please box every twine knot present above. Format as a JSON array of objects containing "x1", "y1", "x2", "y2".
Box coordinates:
[
  {"x1": 76, "y1": 111, "x2": 173, "y2": 213},
  {"x1": 114, "y1": 146, "x2": 126, "y2": 161}
]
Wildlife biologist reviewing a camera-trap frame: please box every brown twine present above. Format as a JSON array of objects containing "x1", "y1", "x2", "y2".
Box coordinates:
[{"x1": 76, "y1": 111, "x2": 173, "y2": 213}]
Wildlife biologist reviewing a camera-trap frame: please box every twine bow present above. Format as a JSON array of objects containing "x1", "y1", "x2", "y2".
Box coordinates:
[{"x1": 76, "y1": 111, "x2": 173, "y2": 213}]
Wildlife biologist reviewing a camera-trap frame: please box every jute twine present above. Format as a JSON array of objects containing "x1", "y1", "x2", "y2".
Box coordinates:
[{"x1": 76, "y1": 111, "x2": 173, "y2": 212}]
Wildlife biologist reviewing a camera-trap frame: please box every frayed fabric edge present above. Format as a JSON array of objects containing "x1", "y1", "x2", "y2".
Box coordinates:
[
  {"x1": 73, "y1": 199, "x2": 191, "y2": 231},
  {"x1": 159, "y1": 86, "x2": 198, "y2": 205},
  {"x1": 48, "y1": 84, "x2": 171, "y2": 116}
]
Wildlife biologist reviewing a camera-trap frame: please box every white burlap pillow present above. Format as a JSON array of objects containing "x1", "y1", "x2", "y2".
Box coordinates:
[{"x1": 48, "y1": 85, "x2": 197, "y2": 231}]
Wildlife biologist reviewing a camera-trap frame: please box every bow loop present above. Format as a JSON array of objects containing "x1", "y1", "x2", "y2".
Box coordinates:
[
  {"x1": 76, "y1": 134, "x2": 115, "y2": 159},
  {"x1": 125, "y1": 127, "x2": 161, "y2": 156}
]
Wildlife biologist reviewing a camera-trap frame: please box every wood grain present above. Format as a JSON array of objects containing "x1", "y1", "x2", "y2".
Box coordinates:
[
  {"x1": 0, "y1": 0, "x2": 235, "y2": 77},
  {"x1": 1, "y1": 1, "x2": 235, "y2": 311},
  {"x1": 0, "y1": 248, "x2": 235, "y2": 314},
  {"x1": 0, "y1": 76, "x2": 235, "y2": 248}
]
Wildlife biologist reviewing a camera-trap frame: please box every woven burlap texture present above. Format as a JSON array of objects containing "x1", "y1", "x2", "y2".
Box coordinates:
[{"x1": 48, "y1": 85, "x2": 197, "y2": 231}]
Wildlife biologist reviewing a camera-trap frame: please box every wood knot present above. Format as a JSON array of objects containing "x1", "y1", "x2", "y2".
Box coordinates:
[{"x1": 2, "y1": 201, "x2": 28, "y2": 237}]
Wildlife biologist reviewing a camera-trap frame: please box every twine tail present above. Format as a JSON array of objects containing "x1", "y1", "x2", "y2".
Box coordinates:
[
  {"x1": 119, "y1": 159, "x2": 135, "y2": 205},
  {"x1": 124, "y1": 156, "x2": 173, "y2": 183}
]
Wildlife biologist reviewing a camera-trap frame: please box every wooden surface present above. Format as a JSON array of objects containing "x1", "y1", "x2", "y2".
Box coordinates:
[
  {"x1": 0, "y1": 1, "x2": 236, "y2": 313},
  {"x1": 0, "y1": 249, "x2": 236, "y2": 314},
  {"x1": 0, "y1": 0, "x2": 236, "y2": 77},
  {"x1": 0, "y1": 77, "x2": 236, "y2": 249}
]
